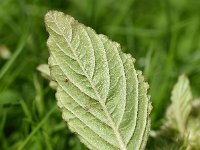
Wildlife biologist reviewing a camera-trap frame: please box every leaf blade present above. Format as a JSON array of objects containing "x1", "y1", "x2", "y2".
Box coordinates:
[
  {"x1": 167, "y1": 74, "x2": 192, "y2": 134},
  {"x1": 45, "y1": 10, "x2": 151, "y2": 150}
]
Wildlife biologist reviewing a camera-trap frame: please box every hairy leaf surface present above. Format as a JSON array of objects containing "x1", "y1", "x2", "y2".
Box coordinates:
[
  {"x1": 45, "y1": 11, "x2": 151, "y2": 150},
  {"x1": 167, "y1": 74, "x2": 192, "y2": 133}
]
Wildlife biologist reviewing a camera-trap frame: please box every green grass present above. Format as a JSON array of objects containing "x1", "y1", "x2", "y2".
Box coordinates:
[{"x1": 0, "y1": 0, "x2": 200, "y2": 149}]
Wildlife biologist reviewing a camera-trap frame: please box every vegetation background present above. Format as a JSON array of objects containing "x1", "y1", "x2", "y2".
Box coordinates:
[{"x1": 0, "y1": 0, "x2": 200, "y2": 149}]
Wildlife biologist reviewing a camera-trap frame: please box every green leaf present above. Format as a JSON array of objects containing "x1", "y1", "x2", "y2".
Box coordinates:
[
  {"x1": 37, "y1": 64, "x2": 51, "y2": 80},
  {"x1": 152, "y1": 75, "x2": 200, "y2": 150},
  {"x1": 37, "y1": 64, "x2": 57, "y2": 89},
  {"x1": 166, "y1": 74, "x2": 192, "y2": 134},
  {"x1": 45, "y1": 11, "x2": 151, "y2": 150}
]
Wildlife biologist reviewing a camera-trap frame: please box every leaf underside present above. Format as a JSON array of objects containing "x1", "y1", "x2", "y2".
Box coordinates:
[
  {"x1": 167, "y1": 74, "x2": 192, "y2": 134},
  {"x1": 45, "y1": 11, "x2": 151, "y2": 150}
]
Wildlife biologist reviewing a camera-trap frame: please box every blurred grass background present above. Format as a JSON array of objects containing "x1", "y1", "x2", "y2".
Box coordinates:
[{"x1": 0, "y1": 0, "x2": 200, "y2": 149}]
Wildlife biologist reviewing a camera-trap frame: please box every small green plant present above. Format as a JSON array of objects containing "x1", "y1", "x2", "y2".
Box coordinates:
[
  {"x1": 150, "y1": 75, "x2": 200, "y2": 150},
  {"x1": 39, "y1": 10, "x2": 200, "y2": 150}
]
